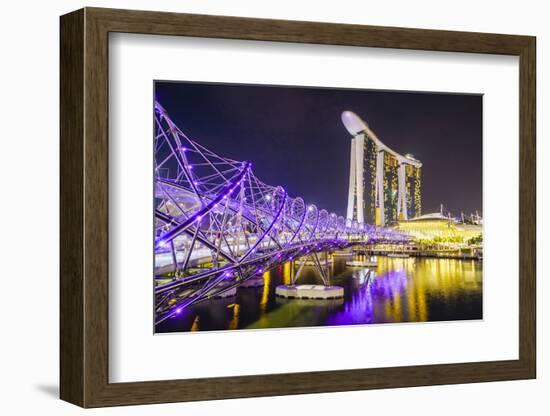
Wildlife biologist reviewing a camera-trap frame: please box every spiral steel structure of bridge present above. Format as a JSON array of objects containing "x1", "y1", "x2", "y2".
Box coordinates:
[{"x1": 153, "y1": 102, "x2": 409, "y2": 325}]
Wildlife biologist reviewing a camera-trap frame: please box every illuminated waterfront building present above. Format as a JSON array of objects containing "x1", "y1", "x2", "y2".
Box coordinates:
[
  {"x1": 342, "y1": 111, "x2": 422, "y2": 226},
  {"x1": 394, "y1": 212, "x2": 482, "y2": 241}
]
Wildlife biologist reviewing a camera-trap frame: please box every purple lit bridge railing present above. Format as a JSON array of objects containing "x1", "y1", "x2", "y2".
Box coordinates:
[{"x1": 153, "y1": 101, "x2": 409, "y2": 325}]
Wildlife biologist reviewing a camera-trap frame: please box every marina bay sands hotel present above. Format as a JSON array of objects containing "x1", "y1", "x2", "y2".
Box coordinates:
[{"x1": 342, "y1": 111, "x2": 422, "y2": 227}]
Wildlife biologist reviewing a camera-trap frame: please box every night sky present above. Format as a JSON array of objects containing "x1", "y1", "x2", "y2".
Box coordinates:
[{"x1": 155, "y1": 81, "x2": 482, "y2": 218}]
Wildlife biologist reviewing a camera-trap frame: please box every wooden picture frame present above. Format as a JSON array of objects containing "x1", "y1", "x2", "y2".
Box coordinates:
[{"x1": 60, "y1": 7, "x2": 536, "y2": 408}]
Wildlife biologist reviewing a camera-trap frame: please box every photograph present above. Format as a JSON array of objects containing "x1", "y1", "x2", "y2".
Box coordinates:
[{"x1": 153, "y1": 81, "x2": 483, "y2": 333}]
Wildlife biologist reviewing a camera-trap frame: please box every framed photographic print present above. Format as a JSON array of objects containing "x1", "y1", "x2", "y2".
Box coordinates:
[{"x1": 60, "y1": 7, "x2": 536, "y2": 408}]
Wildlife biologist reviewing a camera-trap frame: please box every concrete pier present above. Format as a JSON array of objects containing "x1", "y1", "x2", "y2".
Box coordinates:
[{"x1": 275, "y1": 284, "x2": 344, "y2": 300}]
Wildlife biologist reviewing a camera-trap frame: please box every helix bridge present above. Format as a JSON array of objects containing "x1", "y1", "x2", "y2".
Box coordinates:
[{"x1": 154, "y1": 101, "x2": 410, "y2": 325}]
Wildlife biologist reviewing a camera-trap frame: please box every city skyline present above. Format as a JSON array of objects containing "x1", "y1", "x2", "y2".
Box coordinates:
[{"x1": 155, "y1": 81, "x2": 482, "y2": 220}]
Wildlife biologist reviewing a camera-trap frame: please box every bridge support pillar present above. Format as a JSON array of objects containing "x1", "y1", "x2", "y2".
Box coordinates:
[
  {"x1": 397, "y1": 162, "x2": 408, "y2": 221},
  {"x1": 346, "y1": 134, "x2": 365, "y2": 223},
  {"x1": 375, "y1": 149, "x2": 385, "y2": 226}
]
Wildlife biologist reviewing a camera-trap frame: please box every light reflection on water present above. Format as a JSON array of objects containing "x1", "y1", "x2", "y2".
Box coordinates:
[{"x1": 155, "y1": 256, "x2": 482, "y2": 333}]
